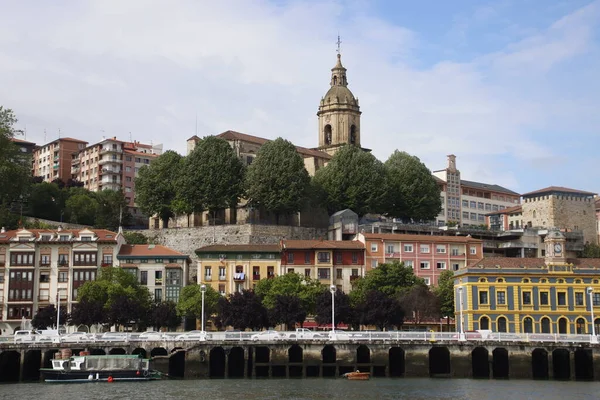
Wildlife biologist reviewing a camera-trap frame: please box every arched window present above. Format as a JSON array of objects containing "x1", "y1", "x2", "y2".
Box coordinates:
[
  {"x1": 497, "y1": 278, "x2": 504, "y2": 283},
  {"x1": 523, "y1": 317, "x2": 533, "y2": 333},
  {"x1": 558, "y1": 317, "x2": 568, "y2": 334},
  {"x1": 333, "y1": 75, "x2": 338, "y2": 85},
  {"x1": 576, "y1": 318, "x2": 586, "y2": 334},
  {"x1": 541, "y1": 317, "x2": 551, "y2": 333},
  {"x1": 497, "y1": 317, "x2": 507, "y2": 333},
  {"x1": 533, "y1": 210, "x2": 536, "y2": 218},
  {"x1": 480, "y1": 316, "x2": 490, "y2": 330},
  {"x1": 324, "y1": 125, "x2": 332, "y2": 145},
  {"x1": 350, "y1": 125, "x2": 356, "y2": 145}
]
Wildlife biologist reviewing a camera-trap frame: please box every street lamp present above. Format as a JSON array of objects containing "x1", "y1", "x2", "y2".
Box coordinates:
[
  {"x1": 201, "y1": 284, "x2": 206, "y2": 333},
  {"x1": 458, "y1": 286, "x2": 465, "y2": 341},
  {"x1": 330, "y1": 285, "x2": 336, "y2": 340},
  {"x1": 56, "y1": 289, "x2": 63, "y2": 335},
  {"x1": 587, "y1": 287, "x2": 597, "y2": 343}
]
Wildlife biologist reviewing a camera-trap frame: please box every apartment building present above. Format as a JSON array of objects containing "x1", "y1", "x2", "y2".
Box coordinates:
[
  {"x1": 196, "y1": 244, "x2": 282, "y2": 296},
  {"x1": 280, "y1": 240, "x2": 365, "y2": 293},
  {"x1": 71, "y1": 137, "x2": 162, "y2": 215},
  {"x1": 433, "y1": 155, "x2": 520, "y2": 226},
  {"x1": 357, "y1": 232, "x2": 482, "y2": 286},
  {"x1": 10, "y1": 138, "x2": 37, "y2": 156},
  {"x1": 32, "y1": 138, "x2": 88, "y2": 182},
  {"x1": 0, "y1": 227, "x2": 122, "y2": 333},
  {"x1": 116, "y1": 244, "x2": 189, "y2": 303}
]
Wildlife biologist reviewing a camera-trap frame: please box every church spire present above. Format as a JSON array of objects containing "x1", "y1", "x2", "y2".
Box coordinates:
[{"x1": 331, "y1": 35, "x2": 347, "y2": 87}]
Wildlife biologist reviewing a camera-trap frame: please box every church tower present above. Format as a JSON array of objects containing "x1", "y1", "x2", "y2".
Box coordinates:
[{"x1": 317, "y1": 45, "x2": 362, "y2": 156}]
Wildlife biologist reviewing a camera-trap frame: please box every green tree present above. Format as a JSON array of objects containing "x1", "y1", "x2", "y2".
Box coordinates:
[
  {"x1": 178, "y1": 136, "x2": 245, "y2": 220},
  {"x1": 255, "y1": 273, "x2": 324, "y2": 315},
  {"x1": 359, "y1": 290, "x2": 404, "y2": 330},
  {"x1": 95, "y1": 189, "x2": 131, "y2": 230},
  {"x1": 350, "y1": 261, "x2": 424, "y2": 305},
  {"x1": 65, "y1": 192, "x2": 98, "y2": 225},
  {"x1": 27, "y1": 182, "x2": 64, "y2": 221},
  {"x1": 76, "y1": 267, "x2": 152, "y2": 328},
  {"x1": 399, "y1": 284, "x2": 440, "y2": 324},
  {"x1": 434, "y1": 270, "x2": 455, "y2": 330},
  {"x1": 123, "y1": 231, "x2": 148, "y2": 244},
  {"x1": 384, "y1": 150, "x2": 442, "y2": 221},
  {"x1": 176, "y1": 284, "x2": 221, "y2": 322},
  {"x1": 149, "y1": 301, "x2": 181, "y2": 330},
  {"x1": 313, "y1": 144, "x2": 387, "y2": 216},
  {"x1": 268, "y1": 294, "x2": 307, "y2": 330},
  {"x1": 135, "y1": 150, "x2": 183, "y2": 227},
  {"x1": 314, "y1": 288, "x2": 352, "y2": 327},
  {"x1": 31, "y1": 304, "x2": 69, "y2": 330},
  {"x1": 582, "y1": 243, "x2": 600, "y2": 258},
  {"x1": 70, "y1": 299, "x2": 105, "y2": 326},
  {"x1": 0, "y1": 106, "x2": 31, "y2": 228},
  {"x1": 218, "y1": 290, "x2": 269, "y2": 330},
  {"x1": 245, "y1": 138, "x2": 310, "y2": 222}
]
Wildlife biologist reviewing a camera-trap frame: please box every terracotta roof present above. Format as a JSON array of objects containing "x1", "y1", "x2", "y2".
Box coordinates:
[
  {"x1": 521, "y1": 186, "x2": 596, "y2": 197},
  {"x1": 118, "y1": 244, "x2": 186, "y2": 257},
  {"x1": 217, "y1": 130, "x2": 331, "y2": 160},
  {"x1": 196, "y1": 244, "x2": 281, "y2": 253},
  {"x1": 361, "y1": 233, "x2": 482, "y2": 243},
  {"x1": 466, "y1": 257, "x2": 600, "y2": 270},
  {"x1": 0, "y1": 229, "x2": 118, "y2": 243},
  {"x1": 460, "y1": 179, "x2": 519, "y2": 196},
  {"x1": 486, "y1": 205, "x2": 523, "y2": 216},
  {"x1": 282, "y1": 240, "x2": 364, "y2": 250},
  {"x1": 187, "y1": 135, "x2": 201, "y2": 141},
  {"x1": 10, "y1": 138, "x2": 36, "y2": 145},
  {"x1": 123, "y1": 149, "x2": 159, "y2": 157}
]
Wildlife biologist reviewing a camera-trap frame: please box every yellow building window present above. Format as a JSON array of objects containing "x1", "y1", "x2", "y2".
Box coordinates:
[
  {"x1": 478, "y1": 291, "x2": 489, "y2": 305},
  {"x1": 557, "y1": 292, "x2": 567, "y2": 306},
  {"x1": 496, "y1": 291, "x2": 506, "y2": 305},
  {"x1": 575, "y1": 292, "x2": 585, "y2": 307},
  {"x1": 540, "y1": 291, "x2": 549, "y2": 306},
  {"x1": 522, "y1": 291, "x2": 532, "y2": 305}
]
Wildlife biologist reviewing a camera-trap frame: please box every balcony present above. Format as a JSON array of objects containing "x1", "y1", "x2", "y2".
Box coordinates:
[
  {"x1": 233, "y1": 272, "x2": 246, "y2": 282},
  {"x1": 252, "y1": 274, "x2": 260, "y2": 281},
  {"x1": 100, "y1": 148, "x2": 121, "y2": 155},
  {"x1": 58, "y1": 261, "x2": 69, "y2": 268},
  {"x1": 267, "y1": 274, "x2": 275, "y2": 279},
  {"x1": 71, "y1": 166, "x2": 80, "y2": 174},
  {"x1": 101, "y1": 182, "x2": 121, "y2": 191},
  {"x1": 218, "y1": 275, "x2": 226, "y2": 281},
  {"x1": 450, "y1": 252, "x2": 466, "y2": 257},
  {"x1": 53, "y1": 164, "x2": 59, "y2": 169},
  {"x1": 204, "y1": 275, "x2": 212, "y2": 281},
  {"x1": 350, "y1": 275, "x2": 361, "y2": 282},
  {"x1": 101, "y1": 167, "x2": 121, "y2": 175},
  {"x1": 38, "y1": 295, "x2": 50, "y2": 302},
  {"x1": 99, "y1": 158, "x2": 122, "y2": 166},
  {"x1": 385, "y1": 252, "x2": 400, "y2": 258},
  {"x1": 155, "y1": 279, "x2": 163, "y2": 285}
]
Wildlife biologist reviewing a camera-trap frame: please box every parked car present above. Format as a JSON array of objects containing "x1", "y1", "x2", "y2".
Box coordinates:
[
  {"x1": 328, "y1": 330, "x2": 351, "y2": 340},
  {"x1": 175, "y1": 330, "x2": 210, "y2": 341},
  {"x1": 224, "y1": 330, "x2": 244, "y2": 341},
  {"x1": 138, "y1": 331, "x2": 166, "y2": 341},
  {"x1": 61, "y1": 332, "x2": 94, "y2": 343},
  {"x1": 14, "y1": 330, "x2": 41, "y2": 343},
  {"x1": 251, "y1": 330, "x2": 286, "y2": 342},
  {"x1": 286, "y1": 328, "x2": 326, "y2": 340},
  {"x1": 101, "y1": 332, "x2": 129, "y2": 342}
]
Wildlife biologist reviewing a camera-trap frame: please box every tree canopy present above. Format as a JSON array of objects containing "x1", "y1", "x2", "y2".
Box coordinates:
[
  {"x1": 245, "y1": 137, "x2": 311, "y2": 221},
  {"x1": 359, "y1": 290, "x2": 404, "y2": 330},
  {"x1": 135, "y1": 150, "x2": 183, "y2": 227},
  {"x1": 384, "y1": 151, "x2": 442, "y2": 221},
  {"x1": 350, "y1": 261, "x2": 424, "y2": 304},
  {"x1": 313, "y1": 144, "x2": 387, "y2": 216},
  {"x1": 176, "y1": 284, "x2": 221, "y2": 322},
  {"x1": 268, "y1": 294, "x2": 307, "y2": 330},
  {"x1": 218, "y1": 290, "x2": 269, "y2": 330},
  {"x1": 31, "y1": 304, "x2": 69, "y2": 330},
  {"x1": 434, "y1": 270, "x2": 455, "y2": 324},
  {"x1": 254, "y1": 273, "x2": 324, "y2": 314},
  {"x1": 314, "y1": 288, "x2": 352, "y2": 327},
  {"x1": 582, "y1": 243, "x2": 600, "y2": 258},
  {"x1": 399, "y1": 284, "x2": 440, "y2": 324}
]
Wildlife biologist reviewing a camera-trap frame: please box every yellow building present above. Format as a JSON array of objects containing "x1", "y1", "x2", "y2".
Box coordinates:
[{"x1": 195, "y1": 244, "x2": 281, "y2": 295}]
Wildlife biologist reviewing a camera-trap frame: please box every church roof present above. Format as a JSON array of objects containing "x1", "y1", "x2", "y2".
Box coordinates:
[
  {"x1": 521, "y1": 186, "x2": 596, "y2": 197},
  {"x1": 217, "y1": 130, "x2": 331, "y2": 160}
]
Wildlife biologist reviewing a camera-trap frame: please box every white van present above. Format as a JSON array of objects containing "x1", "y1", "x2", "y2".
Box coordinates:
[{"x1": 14, "y1": 330, "x2": 41, "y2": 343}]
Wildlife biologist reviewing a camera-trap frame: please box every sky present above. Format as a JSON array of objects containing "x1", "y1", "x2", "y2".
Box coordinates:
[{"x1": 1, "y1": 0, "x2": 599, "y2": 195}]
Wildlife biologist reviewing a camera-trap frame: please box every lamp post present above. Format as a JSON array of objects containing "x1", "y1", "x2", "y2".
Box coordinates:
[
  {"x1": 458, "y1": 286, "x2": 465, "y2": 341},
  {"x1": 56, "y1": 289, "x2": 62, "y2": 335},
  {"x1": 201, "y1": 284, "x2": 206, "y2": 333},
  {"x1": 587, "y1": 287, "x2": 597, "y2": 343},
  {"x1": 330, "y1": 285, "x2": 336, "y2": 340}
]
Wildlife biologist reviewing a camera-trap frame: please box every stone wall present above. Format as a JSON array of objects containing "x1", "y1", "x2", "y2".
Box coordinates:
[{"x1": 127, "y1": 224, "x2": 328, "y2": 278}]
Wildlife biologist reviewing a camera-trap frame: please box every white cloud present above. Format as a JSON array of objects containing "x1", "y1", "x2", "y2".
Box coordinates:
[{"x1": 1, "y1": 0, "x2": 599, "y2": 193}]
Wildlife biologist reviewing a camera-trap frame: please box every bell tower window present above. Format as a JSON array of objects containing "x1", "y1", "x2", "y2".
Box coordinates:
[
  {"x1": 324, "y1": 125, "x2": 332, "y2": 145},
  {"x1": 350, "y1": 125, "x2": 356, "y2": 145},
  {"x1": 333, "y1": 76, "x2": 338, "y2": 85}
]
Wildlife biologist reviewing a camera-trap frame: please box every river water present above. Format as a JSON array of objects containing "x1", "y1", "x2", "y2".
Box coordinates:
[{"x1": 1, "y1": 378, "x2": 599, "y2": 399}]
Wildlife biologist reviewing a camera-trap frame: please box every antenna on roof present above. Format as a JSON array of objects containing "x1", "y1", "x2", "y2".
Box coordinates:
[
  {"x1": 58, "y1": 128, "x2": 61, "y2": 139},
  {"x1": 129, "y1": 132, "x2": 133, "y2": 142},
  {"x1": 44, "y1": 129, "x2": 46, "y2": 143},
  {"x1": 336, "y1": 34, "x2": 342, "y2": 55},
  {"x1": 24, "y1": 124, "x2": 27, "y2": 140}
]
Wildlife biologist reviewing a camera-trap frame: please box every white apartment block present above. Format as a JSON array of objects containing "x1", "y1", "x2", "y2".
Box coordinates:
[{"x1": 433, "y1": 155, "x2": 520, "y2": 226}]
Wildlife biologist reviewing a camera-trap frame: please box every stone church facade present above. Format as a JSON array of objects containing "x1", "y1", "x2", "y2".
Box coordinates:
[{"x1": 151, "y1": 52, "x2": 364, "y2": 229}]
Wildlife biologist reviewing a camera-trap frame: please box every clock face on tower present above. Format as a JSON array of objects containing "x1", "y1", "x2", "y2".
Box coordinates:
[{"x1": 554, "y1": 243, "x2": 562, "y2": 254}]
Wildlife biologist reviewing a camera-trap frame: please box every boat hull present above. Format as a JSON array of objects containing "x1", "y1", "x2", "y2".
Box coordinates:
[
  {"x1": 343, "y1": 372, "x2": 370, "y2": 380},
  {"x1": 40, "y1": 369, "x2": 160, "y2": 383}
]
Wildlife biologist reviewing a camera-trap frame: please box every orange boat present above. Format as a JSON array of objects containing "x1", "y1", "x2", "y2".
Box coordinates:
[{"x1": 343, "y1": 370, "x2": 371, "y2": 380}]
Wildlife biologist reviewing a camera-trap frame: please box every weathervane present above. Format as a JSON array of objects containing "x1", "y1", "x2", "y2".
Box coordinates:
[{"x1": 336, "y1": 34, "x2": 342, "y2": 55}]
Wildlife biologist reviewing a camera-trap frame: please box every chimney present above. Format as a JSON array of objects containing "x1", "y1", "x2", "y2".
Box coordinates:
[
  {"x1": 0, "y1": 227, "x2": 5, "y2": 233},
  {"x1": 57, "y1": 225, "x2": 63, "y2": 232},
  {"x1": 447, "y1": 154, "x2": 457, "y2": 172}
]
